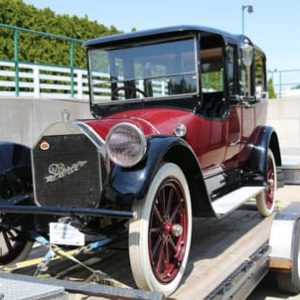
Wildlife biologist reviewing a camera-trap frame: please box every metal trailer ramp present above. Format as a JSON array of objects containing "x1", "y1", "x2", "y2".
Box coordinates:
[
  {"x1": 0, "y1": 272, "x2": 164, "y2": 300},
  {"x1": 0, "y1": 274, "x2": 66, "y2": 300}
]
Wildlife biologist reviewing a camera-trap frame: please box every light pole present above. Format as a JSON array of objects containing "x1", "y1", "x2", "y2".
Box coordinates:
[{"x1": 242, "y1": 5, "x2": 253, "y2": 35}]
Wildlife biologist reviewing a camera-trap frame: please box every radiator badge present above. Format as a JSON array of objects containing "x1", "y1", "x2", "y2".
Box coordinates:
[
  {"x1": 40, "y1": 141, "x2": 50, "y2": 151},
  {"x1": 45, "y1": 161, "x2": 88, "y2": 183}
]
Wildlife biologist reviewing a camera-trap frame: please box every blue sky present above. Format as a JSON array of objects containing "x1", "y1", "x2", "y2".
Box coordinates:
[{"x1": 23, "y1": 0, "x2": 300, "y2": 86}]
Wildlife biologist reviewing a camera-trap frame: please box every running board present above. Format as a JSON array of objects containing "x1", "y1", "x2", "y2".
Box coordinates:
[{"x1": 212, "y1": 186, "x2": 264, "y2": 216}]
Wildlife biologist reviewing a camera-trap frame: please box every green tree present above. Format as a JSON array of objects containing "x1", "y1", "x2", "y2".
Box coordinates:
[
  {"x1": 268, "y1": 78, "x2": 277, "y2": 99},
  {"x1": 0, "y1": 0, "x2": 121, "y2": 68}
]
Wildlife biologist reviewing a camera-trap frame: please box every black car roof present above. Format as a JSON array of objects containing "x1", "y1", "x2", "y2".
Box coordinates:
[{"x1": 83, "y1": 25, "x2": 248, "y2": 48}]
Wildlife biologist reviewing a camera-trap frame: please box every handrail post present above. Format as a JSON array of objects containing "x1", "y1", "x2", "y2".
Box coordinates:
[
  {"x1": 279, "y1": 71, "x2": 282, "y2": 98},
  {"x1": 69, "y1": 41, "x2": 75, "y2": 98},
  {"x1": 77, "y1": 70, "x2": 83, "y2": 99},
  {"x1": 14, "y1": 29, "x2": 19, "y2": 96},
  {"x1": 33, "y1": 65, "x2": 40, "y2": 98}
]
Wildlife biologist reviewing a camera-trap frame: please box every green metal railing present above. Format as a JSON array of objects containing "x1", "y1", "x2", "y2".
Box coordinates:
[{"x1": 0, "y1": 23, "x2": 84, "y2": 97}]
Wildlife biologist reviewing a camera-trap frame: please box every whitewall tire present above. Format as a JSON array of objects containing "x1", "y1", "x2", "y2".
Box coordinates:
[
  {"x1": 129, "y1": 163, "x2": 192, "y2": 296},
  {"x1": 256, "y1": 150, "x2": 277, "y2": 217}
]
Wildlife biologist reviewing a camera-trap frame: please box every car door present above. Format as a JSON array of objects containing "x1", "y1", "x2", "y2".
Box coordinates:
[
  {"x1": 197, "y1": 34, "x2": 227, "y2": 176},
  {"x1": 239, "y1": 47, "x2": 256, "y2": 162},
  {"x1": 223, "y1": 44, "x2": 242, "y2": 171}
]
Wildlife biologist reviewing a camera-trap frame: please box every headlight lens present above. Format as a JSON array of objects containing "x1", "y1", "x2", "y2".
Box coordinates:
[{"x1": 106, "y1": 123, "x2": 147, "y2": 167}]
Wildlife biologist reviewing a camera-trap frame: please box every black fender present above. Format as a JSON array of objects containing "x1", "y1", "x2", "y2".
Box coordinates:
[
  {"x1": 0, "y1": 141, "x2": 33, "y2": 204},
  {"x1": 244, "y1": 126, "x2": 281, "y2": 185},
  {"x1": 101, "y1": 136, "x2": 215, "y2": 217}
]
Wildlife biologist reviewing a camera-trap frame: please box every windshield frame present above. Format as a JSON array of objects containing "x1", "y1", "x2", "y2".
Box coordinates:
[{"x1": 87, "y1": 35, "x2": 200, "y2": 113}]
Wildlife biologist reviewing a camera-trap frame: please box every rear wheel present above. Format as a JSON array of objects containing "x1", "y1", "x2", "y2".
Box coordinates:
[
  {"x1": 256, "y1": 150, "x2": 277, "y2": 217},
  {"x1": 129, "y1": 163, "x2": 192, "y2": 296}
]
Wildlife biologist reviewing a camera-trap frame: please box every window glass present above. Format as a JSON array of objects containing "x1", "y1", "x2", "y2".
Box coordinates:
[
  {"x1": 240, "y1": 65, "x2": 248, "y2": 96},
  {"x1": 201, "y1": 47, "x2": 224, "y2": 92},
  {"x1": 89, "y1": 38, "x2": 198, "y2": 103},
  {"x1": 254, "y1": 51, "x2": 266, "y2": 99},
  {"x1": 226, "y1": 45, "x2": 237, "y2": 95}
]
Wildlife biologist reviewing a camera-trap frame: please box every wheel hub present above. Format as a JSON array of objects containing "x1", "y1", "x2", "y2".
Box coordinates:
[
  {"x1": 163, "y1": 222, "x2": 183, "y2": 237},
  {"x1": 164, "y1": 223, "x2": 173, "y2": 234},
  {"x1": 171, "y1": 224, "x2": 183, "y2": 237}
]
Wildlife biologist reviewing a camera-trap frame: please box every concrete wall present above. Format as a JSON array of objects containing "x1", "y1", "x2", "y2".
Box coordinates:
[
  {"x1": 0, "y1": 97, "x2": 91, "y2": 147},
  {"x1": 0, "y1": 96, "x2": 299, "y2": 161},
  {"x1": 267, "y1": 97, "x2": 300, "y2": 163}
]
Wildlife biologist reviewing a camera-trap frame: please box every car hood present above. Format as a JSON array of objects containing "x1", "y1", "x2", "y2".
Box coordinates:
[{"x1": 81, "y1": 108, "x2": 195, "y2": 140}]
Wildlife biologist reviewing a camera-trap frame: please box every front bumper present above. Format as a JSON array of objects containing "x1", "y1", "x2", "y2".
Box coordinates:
[{"x1": 0, "y1": 204, "x2": 135, "y2": 219}]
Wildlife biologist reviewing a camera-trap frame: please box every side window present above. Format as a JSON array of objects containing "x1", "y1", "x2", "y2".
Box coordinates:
[
  {"x1": 240, "y1": 59, "x2": 250, "y2": 96},
  {"x1": 201, "y1": 46, "x2": 224, "y2": 93},
  {"x1": 199, "y1": 34, "x2": 228, "y2": 119},
  {"x1": 226, "y1": 45, "x2": 237, "y2": 96},
  {"x1": 254, "y1": 51, "x2": 266, "y2": 99}
]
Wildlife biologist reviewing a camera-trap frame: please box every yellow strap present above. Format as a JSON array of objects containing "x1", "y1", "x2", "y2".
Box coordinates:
[
  {"x1": 1, "y1": 243, "x2": 129, "y2": 289},
  {"x1": 0, "y1": 248, "x2": 79, "y2": 272}
]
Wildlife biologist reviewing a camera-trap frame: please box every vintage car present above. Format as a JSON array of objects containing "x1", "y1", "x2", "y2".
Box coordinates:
[{"x1": 0, "y1": 26, "x2": 281, "y2": 295}]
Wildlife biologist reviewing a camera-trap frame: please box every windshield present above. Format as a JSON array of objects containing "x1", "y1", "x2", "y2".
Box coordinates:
[{"x1": 88, "y1": 38, "x2": 198, "y2": 104}]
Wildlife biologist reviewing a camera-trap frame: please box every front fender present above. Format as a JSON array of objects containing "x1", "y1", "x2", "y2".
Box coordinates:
[
  {"x1": 101, "y1": 136, "x2": 215, "y2": 217},
  {"x1": 101, "y1": 136, "x2": 184, "y2": 206}
]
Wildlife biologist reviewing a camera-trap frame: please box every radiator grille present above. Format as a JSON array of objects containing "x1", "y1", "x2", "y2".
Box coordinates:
[{"x1": 33, "y1": 134, "x2": 101, "y2": 208}]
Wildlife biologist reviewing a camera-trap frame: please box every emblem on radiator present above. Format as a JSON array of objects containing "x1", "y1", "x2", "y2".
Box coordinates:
[
  {"x1": 40, "y1": 141, "x2": 50, "y2": 151},
  {"x1": 45, "y1": 161, "x2": 88, "y2": 183}
]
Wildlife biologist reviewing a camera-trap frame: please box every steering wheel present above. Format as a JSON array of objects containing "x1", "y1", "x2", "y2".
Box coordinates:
[{"x1": 112, "y1": 85, "x2": 146, "y2": 100}]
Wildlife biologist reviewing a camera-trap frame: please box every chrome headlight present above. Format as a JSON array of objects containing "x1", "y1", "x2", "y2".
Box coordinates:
[{"x1": 106, "y1": 123, "x2": 147, "y2": 167}]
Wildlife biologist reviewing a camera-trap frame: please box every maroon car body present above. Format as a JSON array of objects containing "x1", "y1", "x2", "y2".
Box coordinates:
[{"x1": 83, "y1": 103, "x2": 266, "y2": 176}]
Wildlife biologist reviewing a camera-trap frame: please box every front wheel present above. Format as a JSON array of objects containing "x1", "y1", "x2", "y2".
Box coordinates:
[
  {"x1": 256, "y1": 150, "x2": 277, "y2": 217},
  {"x1": 129, "y1": 163, "x2": 192, "y2": 296}
]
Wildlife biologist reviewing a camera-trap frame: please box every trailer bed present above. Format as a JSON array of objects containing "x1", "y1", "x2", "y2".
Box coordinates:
[{"x1": 3, "y1": 186, "x2": 299, "y2": 300}]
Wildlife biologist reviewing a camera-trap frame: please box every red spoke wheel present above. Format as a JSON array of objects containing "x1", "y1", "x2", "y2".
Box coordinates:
[
  {"x1": 129, "y1": 163, "x2": 192, "y2": 296},
  {"x1": 256, "y1": 150, "x2": 277, "y2": 217},
  {"x1": 0, "y1": 214, "x2": 33, "y2": 265}
]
